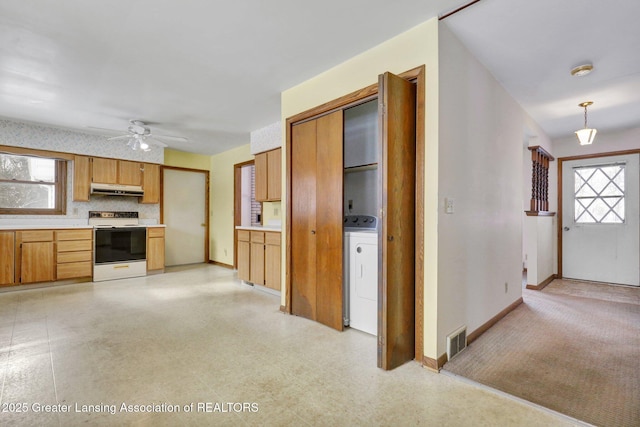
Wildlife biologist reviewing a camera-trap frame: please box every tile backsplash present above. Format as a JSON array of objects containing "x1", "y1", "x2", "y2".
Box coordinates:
[{"x1": 0, "y1": 118, "x2": 162, "y2": 225}]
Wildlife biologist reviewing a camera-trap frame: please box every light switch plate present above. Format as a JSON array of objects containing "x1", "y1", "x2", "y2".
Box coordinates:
[{"x1": 445, "y1": 198, "x2": 454, "y2": 214}]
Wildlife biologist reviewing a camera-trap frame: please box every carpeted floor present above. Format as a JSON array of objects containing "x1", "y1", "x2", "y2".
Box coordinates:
[{"x1": 443, "y1": 279, "x2": 640, "y2": 427}]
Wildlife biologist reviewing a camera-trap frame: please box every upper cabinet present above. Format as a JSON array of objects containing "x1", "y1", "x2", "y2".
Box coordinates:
[
  {"x1": 140, "y1": 163, "x2": 160, "y2": 204},
  {"x1": 73, "y1": 155, "x2": 91, "y2": 202},
  {"x1": 255, "y1": 148, "x2": 281, "y2": 202},
  {"x1": 72, "y1": 155, "x2": 160, "y2": 204}
]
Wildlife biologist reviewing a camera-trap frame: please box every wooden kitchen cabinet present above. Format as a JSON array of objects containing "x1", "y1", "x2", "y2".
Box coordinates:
[
  {"x1": 16, "y1": 230, "x2": 55, "y2": 284},
  {"x1": 237, "y1": 230, "x2": 251, "y2": 281},
  {"x1": 264, "y1": 232, "x2": 281, "y2": 291},
  {"x1": 250, "y1": 231, "x2": 265, "y2": 285},
  {"x1": 91, "y1": 158, "x2": 144, "y2": 187},
  {"x1": 73, "y1": 155, "x2": 91, "y2": 201},
  {"x1": 255, "y1": 148, "x2": 282, "y2": 202},
  {"x1": 0, "y1": 231, "x2": 15, "y2": 285},
  {"x1": 141, "y1": 163, "x2": 160, "y2": 204},
  {"x1": 147, "y1": 227, "x2": 165, "y2": 272},
  {"x1": 118, "y1": 160, "x2": 143, "y2": 186},
  {"x1": 91, "y1": 157, "x2": 118, "y2": 184},
  {"x1": 236, "y1": 229, "x2": 281, "y2": 291},
  {"x1": 55, "y1": 229, "x2": 92, "y2": 280}
]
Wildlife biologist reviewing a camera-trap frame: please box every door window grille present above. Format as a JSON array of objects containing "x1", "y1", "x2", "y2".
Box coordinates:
[{"x1": 574, "y1": 164, "x2": 625, "y2": 223}]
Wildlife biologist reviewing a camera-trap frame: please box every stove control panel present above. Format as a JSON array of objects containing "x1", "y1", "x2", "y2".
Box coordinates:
[{"x1": 89, "y1": 211, "x2": 139, "y2": 219}]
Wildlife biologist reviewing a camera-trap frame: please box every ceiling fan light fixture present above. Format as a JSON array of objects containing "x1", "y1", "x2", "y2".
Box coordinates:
[
  {"x1": 575, "y1": 101, "x2": 597, "y2": 145},
  {"x1": 571, "y1": 63, "x2": 594, "y2": 77}
]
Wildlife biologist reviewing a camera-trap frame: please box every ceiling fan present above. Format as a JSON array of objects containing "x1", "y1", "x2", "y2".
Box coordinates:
[{"x1": 105, "y1": 120, "x2": 188, "y2": 151}]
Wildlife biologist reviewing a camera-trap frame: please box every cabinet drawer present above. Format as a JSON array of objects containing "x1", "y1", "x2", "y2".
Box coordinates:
[
  {"x1": 57, "y1": 240, "x2": 92, "y2": 252},
  {"x1": 55, "y1": 229, "x2": 92, "y2": 241},
  {"x1": 147, "y1": 227, "x2": 165, "y2": 238},
  {"x1": 250, "y1": 231, "x2": 265, "y2": 243},
  {"x1": 265, "y1": 232, "x2": 281, "y2": 246},
  {"x1": 19, "y1": 230, "x2": 54, "y2": 242},
  {"x1": 57, "y1": 261, "x2": 92, "y2": 280},
  {"x1": 237, "y1": 230, "x2": 250, "y2": 242},
  {"x1": 57, "y1": 251, "x2": 92, "y2": 263}
]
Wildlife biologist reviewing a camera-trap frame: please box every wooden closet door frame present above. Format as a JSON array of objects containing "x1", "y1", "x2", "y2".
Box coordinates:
[{"x1": 284, "y1": 65, "x2": 426, "y2": 363}]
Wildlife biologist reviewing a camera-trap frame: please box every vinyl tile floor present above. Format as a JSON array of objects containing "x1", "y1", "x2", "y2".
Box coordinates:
[{"x1": 0, "y1": 264, "x2": 582, "y2": 426}]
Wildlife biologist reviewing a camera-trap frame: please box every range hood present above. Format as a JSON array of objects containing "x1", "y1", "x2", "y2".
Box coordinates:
[{"x1": 90, "y1": 183, "x2": 144, "y2": 197}]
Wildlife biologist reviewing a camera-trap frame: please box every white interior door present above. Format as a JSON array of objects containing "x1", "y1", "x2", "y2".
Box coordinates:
[
  {"x1": 163, "y1": 168, "x2": 207, "y2": 266},
  {"x1": 562, "y1": 154, "x2": 639, "y2": 286}
]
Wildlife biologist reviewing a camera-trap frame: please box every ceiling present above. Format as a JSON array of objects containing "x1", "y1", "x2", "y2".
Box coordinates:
[{"x1": 0, "y1": 0, "x2": 638, "y2": 155}]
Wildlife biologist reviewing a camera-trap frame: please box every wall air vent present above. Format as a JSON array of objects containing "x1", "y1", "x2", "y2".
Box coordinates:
[{"x1": 447, "y1": 326, "x2": 467, "y2": 360}]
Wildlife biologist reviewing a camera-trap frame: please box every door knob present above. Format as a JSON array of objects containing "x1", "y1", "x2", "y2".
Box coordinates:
[{"x1": 563, "y1": 226, "x2": 570, "y2": 231}]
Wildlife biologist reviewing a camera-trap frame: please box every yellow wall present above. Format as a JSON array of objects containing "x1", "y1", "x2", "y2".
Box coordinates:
[
  {"x1": 209, "y1": 144, "x2": 252, "y2": 265},
  {"x1": 164, "y1": 149, "x2": 211, "y2": 170},
  {"x1": 281, "y1": 18, "x2": 440, "y2": 360}
]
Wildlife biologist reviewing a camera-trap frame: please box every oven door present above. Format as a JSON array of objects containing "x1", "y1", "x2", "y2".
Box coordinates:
[{"x1": 94, "y1": 227, "x2": 147, "y2": 264}]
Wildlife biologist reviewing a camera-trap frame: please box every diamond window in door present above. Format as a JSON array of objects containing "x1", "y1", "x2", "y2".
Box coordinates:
[{"x1": 574, "y1": 164, "x2": 625, "y2": 223}]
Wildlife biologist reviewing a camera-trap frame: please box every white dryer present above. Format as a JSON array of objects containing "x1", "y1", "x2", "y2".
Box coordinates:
[{"x1": 343, "y1": 215, "x2": 378, "y2": 336}]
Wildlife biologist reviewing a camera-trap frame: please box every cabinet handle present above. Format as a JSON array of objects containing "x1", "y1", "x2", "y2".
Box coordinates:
[{"x1": 311, "y1": 230, "x2": 316, "y2": 235}]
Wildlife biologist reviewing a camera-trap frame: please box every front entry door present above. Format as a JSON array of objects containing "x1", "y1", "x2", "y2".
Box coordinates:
[
  {"x1": 562, "y1": 154, "x2": 639, "y2": 286},
  {"x1": 378, "y1": 72, "x2": 417, "y2": 369}
]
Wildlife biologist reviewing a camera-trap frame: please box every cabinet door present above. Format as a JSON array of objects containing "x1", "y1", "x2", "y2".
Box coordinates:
[
  {"x1": 0, "y1": 231, "x2": 15, "y2": 285},
  {"x1": 141, "y1": 163, "x2": 160, "y2": 204},
  {"x1": 92, "y1": 158, "x2": 118, "y2": 184},
  {"x1": 147, "y1": 236, "x2": 165, "y2": 271},
  {"x1": 73, "y1": 155, "x2": 91, "y2": 201},
  {"x1": 21, "y1": 241, "x2": 54, "y2": 283},
  {"x1": 265, "y1": 233, "x2": 281, "y2": 291},
  {"x1": 118, "y1": 160, "x2": 142, "y2": 186},
  {"x1": 377, "y1": 71, "x2": 416, "y2": 370},
  {"x1": 237, "y1": 240, "x2": 251, "y2": 281},
  {"x1": 250, "y1": 242, "x2": 265, "y2": 285},
  {"x1": 267, "y1": 148, "x2": 282, "y2": 201},
  {"x1": 255, "y1": 152, "x2": 268, "y2": 202}
]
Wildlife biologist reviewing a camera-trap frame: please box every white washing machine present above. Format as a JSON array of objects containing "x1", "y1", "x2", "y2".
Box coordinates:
[{"x1": 343, "y1": 215, "x2": 378, "y2": 336}]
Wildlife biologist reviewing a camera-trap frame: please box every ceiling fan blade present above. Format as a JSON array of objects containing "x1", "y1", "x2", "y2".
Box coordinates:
[
  {"x1": 143, "y1": 137, "x2": 168, "y2": 148},
  {"x1": 149, "y1": 133, "x2": 188, "y2": 143},
  {"x1": 107, "y1": 135, "x2": 133, "y2": 141}
]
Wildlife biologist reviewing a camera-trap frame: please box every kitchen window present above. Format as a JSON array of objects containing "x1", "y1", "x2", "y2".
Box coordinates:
[{"x1": 0, "y1": 152, "x2": 66, "y2": 215}]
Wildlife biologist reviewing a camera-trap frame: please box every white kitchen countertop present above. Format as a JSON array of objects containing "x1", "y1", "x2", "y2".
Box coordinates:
[
  {"x1": 235, "y1": 225, "x2": 281, "y2": 232},
  {"x1": 0, "y1": 224, "x2": 165, "y2": 230}
]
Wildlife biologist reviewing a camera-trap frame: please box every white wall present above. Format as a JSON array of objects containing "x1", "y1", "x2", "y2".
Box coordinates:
[
  {"x1": 437, "y1": 24, "x2": 551, "y2": 354},
  {"x1": 0, "y1": 119, "x2": 161, "y2": 226},
  {"x1": 553, "y1": 127, "x2": 640, "y2": 158}
]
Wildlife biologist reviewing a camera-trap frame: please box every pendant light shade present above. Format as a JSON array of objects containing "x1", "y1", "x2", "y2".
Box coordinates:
[{"x1": 575, "y1": 101, "x2": 596, "y2": 145}]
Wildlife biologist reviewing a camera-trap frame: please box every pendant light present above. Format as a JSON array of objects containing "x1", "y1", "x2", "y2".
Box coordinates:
[{"x1": 575, "y1": 101, "x2": 597, "y2": 145}]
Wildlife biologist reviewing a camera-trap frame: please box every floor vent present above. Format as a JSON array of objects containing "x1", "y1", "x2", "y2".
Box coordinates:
[{"x1": 447, "y1": 326, "x2": 467, "y2": 360}]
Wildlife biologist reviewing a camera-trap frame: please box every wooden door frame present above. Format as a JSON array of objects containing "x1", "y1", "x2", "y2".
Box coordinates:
[
  {"x1": 285, "y1": 65, "x2": 426, "y2": 363},
  {"x1": 233, "y1": 160, "x2": 255, "y2": 268},
  {"x1": 557, "y1": 148, "x2": 640, "y2": 278},
  {"x1": 161, "y1": 165, "x2": 210, "y2": 263}
]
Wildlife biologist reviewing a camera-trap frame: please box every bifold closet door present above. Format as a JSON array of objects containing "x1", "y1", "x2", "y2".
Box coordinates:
[
  {"x1": 378, "y1": 71, "x2": 416, "y2": 370},
  {"x1": 291, "y1": 111, "x2": 344, "y2": 331}
]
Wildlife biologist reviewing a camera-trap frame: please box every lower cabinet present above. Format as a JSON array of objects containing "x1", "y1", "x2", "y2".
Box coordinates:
[
  {"x1": 16, "y1": 230, "x2": 55, "y2": 284},
  {"x1": 55, "y1": 229, "x2": 93, "y2": 280},
  {"x1": 147, "y1": 227, "x2": 165, "y2": 272},
  {"x1": 0, "y1": 231, "x2": 15, "y2": 285},
  {"x1": 237, "y1": 230, "x2": 251, "y2": 281},
  {"x1": 237, "y1": 229, "x2": 281, "y2": 291},
  {"x1": 264, "y1": 232, "x2": 281, "y2": 291}
]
